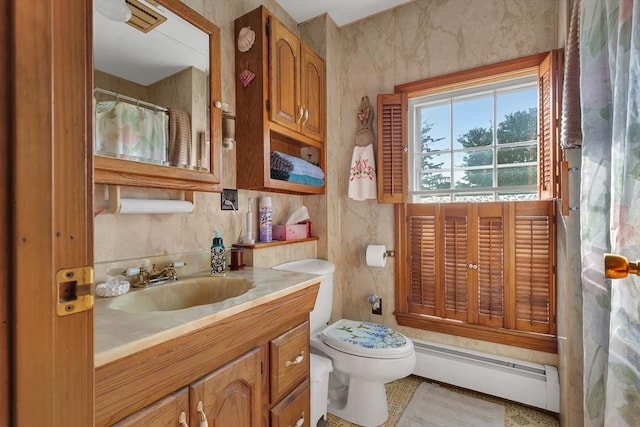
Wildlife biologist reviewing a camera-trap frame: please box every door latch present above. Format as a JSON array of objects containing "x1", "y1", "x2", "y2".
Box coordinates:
[{"x1": 56, "y1": 266, "x2": 94, "y2": 316}]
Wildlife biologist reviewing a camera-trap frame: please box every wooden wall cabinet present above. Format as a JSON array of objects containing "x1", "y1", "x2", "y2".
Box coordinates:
[{"x1": 235, "y1": 6, "x2": 326, "y2": 195}]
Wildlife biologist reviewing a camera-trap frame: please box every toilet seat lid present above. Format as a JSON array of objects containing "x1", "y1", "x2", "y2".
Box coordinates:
[{"x1": 320, "y1": 319, "x2": 413, "y2": 359}]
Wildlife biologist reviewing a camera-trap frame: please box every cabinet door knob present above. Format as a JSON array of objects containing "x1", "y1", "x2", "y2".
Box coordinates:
[
  {"x1": 196, "y1": 401, "x2": 208, "y2": 427},
  {"x1": 290, "y1": 411, "x2": 305, "y2": 427},
  {"x1": 285, "y1": 350, "x2": 305, "y2": 367},
  {"x1": 179, "y1": 411, "x2": 189, "y2": 427}
]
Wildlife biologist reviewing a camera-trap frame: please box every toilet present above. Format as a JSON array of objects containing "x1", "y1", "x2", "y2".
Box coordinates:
[{"x1": 273, "y1": 259, "x2": 416, "y2": 427}]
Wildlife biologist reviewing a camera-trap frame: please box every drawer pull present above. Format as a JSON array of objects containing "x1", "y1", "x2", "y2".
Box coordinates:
[
  {"x1": 285, "y1": 351, "x2": 305, "y2": 367},
  {"x1": 290, "y1": 411, "x2": 305, "y2": 427},
  {"x1": 197, "y1": 401, "x2": 209, "y2": 427},
  {"x1": 179, "y1": 411, "x2": 189, "y2": 427}
]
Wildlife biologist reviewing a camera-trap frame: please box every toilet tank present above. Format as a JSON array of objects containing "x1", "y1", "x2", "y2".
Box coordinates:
[{"x1": 272, "y1": 259, "x2": 334, "y2": 334}]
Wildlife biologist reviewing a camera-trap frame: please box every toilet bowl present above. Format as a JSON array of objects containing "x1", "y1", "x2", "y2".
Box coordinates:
[{"x1": 273, "y1": 259, "x2": 416, "y2": 427}]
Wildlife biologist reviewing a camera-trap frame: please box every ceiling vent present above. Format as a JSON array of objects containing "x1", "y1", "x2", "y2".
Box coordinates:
[{"x1": 125, "y1": 0, "x2": 167, "y2": 33}]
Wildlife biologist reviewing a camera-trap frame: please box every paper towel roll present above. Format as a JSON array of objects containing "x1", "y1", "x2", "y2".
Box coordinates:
[
  {"x1": 366, "y1": 244, "x2": 387, "y2": 267},
  {"x1": 117, "y1": 199, "x2": 194, "y2": 214}
]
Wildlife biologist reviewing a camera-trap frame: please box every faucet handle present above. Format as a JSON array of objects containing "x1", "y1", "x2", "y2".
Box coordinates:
[
  {"x1": 169, "y1": 261, "x2": 186, "y2": 268},
  {"x1": 122, "y1": 267, "x2": 141, "y2": 277}
]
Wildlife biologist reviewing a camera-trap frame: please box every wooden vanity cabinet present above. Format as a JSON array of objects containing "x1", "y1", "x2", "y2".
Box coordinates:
[
  {"x1": 234, "y1": 6, "x2": 325, "y2": 195},
  {"x1": 95, "y1": 284, "x2": 319, "y2": 427}
]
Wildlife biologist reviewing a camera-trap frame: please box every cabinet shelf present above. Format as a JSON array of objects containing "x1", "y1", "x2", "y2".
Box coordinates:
[{"x1": 233, "y1": 236, "x2": 318, "y2": 249}]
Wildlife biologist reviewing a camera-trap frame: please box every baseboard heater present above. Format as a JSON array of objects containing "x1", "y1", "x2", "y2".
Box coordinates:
[{"x1": 412, "y1": 339, "x2": 559, "y2": 413}]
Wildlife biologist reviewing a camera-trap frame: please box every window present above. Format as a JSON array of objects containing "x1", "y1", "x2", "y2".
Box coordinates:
[
  {"x1": 377, "y1": 51, "x2": 562, "y2": 352},
  {"x1": 408, "y1": 76, "x2": 539, "y2": 202}
]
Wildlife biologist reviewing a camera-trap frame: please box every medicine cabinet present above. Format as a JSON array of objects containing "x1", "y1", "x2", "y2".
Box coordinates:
[{"x1": 92, "y1": 0, "x2": 223, "y2": 192}]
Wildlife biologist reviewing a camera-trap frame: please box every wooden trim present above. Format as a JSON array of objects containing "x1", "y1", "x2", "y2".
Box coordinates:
[
  {"x1": 1, "y1": 0, "x2": 10, "y2": 422},
  {"x1": 395, "y1": 313, "x2": 557, "y2": 353},
  {"x1": 394, "y1": 52, "x2": 549, "y2": 96}
]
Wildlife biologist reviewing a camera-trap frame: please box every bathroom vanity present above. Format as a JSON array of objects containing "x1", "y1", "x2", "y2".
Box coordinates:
[{"x1": 94, "y1": 268, "x2": 320, "y2": 426}]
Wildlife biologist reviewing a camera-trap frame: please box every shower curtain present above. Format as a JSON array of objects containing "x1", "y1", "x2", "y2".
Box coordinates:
[
  {"x1": 580, "y1": 0, "x2": 640, "y2": 425},
  {"x1": 95, "y1": 100, "x2": 168, "y2": 163}
]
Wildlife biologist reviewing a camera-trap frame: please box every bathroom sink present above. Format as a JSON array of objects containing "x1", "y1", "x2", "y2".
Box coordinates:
[{"x1": 108, "y1": 276, "x2": 255, "y2": 313}]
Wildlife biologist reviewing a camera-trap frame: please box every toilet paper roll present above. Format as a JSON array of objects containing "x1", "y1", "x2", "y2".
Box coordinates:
[{"x1": 366, "y1": 244, "x2": 387, "y2": 267}]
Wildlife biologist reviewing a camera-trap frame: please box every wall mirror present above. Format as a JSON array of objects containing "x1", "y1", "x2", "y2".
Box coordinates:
[{"x1": 93, "y1": 0, "x2": 222, "y2": 192}]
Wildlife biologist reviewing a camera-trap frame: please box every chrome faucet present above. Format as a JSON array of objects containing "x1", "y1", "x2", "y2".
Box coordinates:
[{"x1": 122, "y1": 261, "x2": 185, "y2": 288}]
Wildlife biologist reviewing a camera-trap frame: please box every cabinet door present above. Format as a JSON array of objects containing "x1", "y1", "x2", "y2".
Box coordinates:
[
  {"x1": 113, "y1": 388, "x2": 189, "y2": 427},
  {"x1": 269, "y1": 17, "x2": 300, "y2": 133},
  {"x1": 190, "y1": 348, "x2": 263, "y2": 427},
  {"x1": 300, "y1": 44, "x2": 324, "y2": 142}
]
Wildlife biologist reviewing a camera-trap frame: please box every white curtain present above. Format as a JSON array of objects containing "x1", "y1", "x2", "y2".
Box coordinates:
[{"x1": 580, "y1": 0, "x2": 640, "y2": 425}]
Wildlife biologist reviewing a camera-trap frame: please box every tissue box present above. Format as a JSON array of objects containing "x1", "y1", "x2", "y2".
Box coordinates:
[{"x1": 273, "y1": 224, "x2": 308, "y2": 241}]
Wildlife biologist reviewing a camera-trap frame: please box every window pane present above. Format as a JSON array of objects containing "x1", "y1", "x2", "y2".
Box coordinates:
[
  {"x1": 453, "y1": 95, "x2": 493, "y2": 150},
  {"x1": 454, "y1": 148, "x2": 493, "y2": 168},
  {"x1": 417, "y1": 152, "x2": 450, "y2": 171},
  {"x1": 454, "y1": 169, "x2": 493, "y2": 189},
  {"x1": 419, "y1": 104, "x2": 450, "y2": 152},
  {"x1": 497, "y1": 165, "x2": 537, "y2": 186},
  {"x1": 497, "y1": 145, "x2": 537, "y2": 164},
  {"x1": 419, "y1": 172, "x2": 451, "y2": 190},
  {"x1": 496, "y1": 88, "x2": 537, "y2": 144}
]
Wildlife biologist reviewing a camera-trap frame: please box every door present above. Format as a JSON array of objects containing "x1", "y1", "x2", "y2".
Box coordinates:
[
  {"x1": 190, "y1": 348, "x2": 263, "y2": 427},
  {"x1": 11, "y1": 1, "x2": 94, "y2": 425}
]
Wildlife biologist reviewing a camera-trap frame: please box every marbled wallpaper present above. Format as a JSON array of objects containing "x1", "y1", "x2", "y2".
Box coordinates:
[{"x1": 337, "y1": 0, "x2": 561, "y2": 366}]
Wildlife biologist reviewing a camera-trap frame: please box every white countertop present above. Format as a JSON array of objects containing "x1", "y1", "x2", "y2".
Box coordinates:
[{"x1": 94, "y1": 267, "x2": 321, "y2": 367}]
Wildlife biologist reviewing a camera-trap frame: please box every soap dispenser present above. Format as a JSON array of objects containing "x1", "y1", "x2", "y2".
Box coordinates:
[{"x1": 211, "y1": 230, "x2": 225, "y2": 275}]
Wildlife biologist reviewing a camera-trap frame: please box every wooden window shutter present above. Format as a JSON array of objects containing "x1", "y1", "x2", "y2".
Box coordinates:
[
  {"x1": 476, "y1": 203, "x2": 505, "y2": 328},
  {"x1": 442, "y1": 205, "x2": 469, "y2": 321},
  {"x1": 407, "y1": 204, "x2": 438, "y2": 315},
  {"x1": 377, "y1": 93, "x2": 407, "y2": 203},
  {"x1": 513, "y1": 201, "x2": 555, "y2": 334},
  {"x1": 538, "y1": 50, "x2": 562, "y2": 200}
]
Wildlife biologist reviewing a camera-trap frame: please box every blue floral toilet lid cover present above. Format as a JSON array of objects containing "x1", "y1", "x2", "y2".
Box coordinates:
[{"x1": 320, "y1": 319, "x2": 413, "y2": 358}]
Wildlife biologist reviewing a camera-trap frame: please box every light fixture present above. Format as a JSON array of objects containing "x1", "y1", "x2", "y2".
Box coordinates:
[
  {"x1": 215, "y1": 101, "x2": 236, "y2": 150},
  {"x1": 222, "y1": 113, "x2": 236, "y2": 150},
  {"x1": 96, "y1": 0, "x2": 132, "y2": 23}
]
